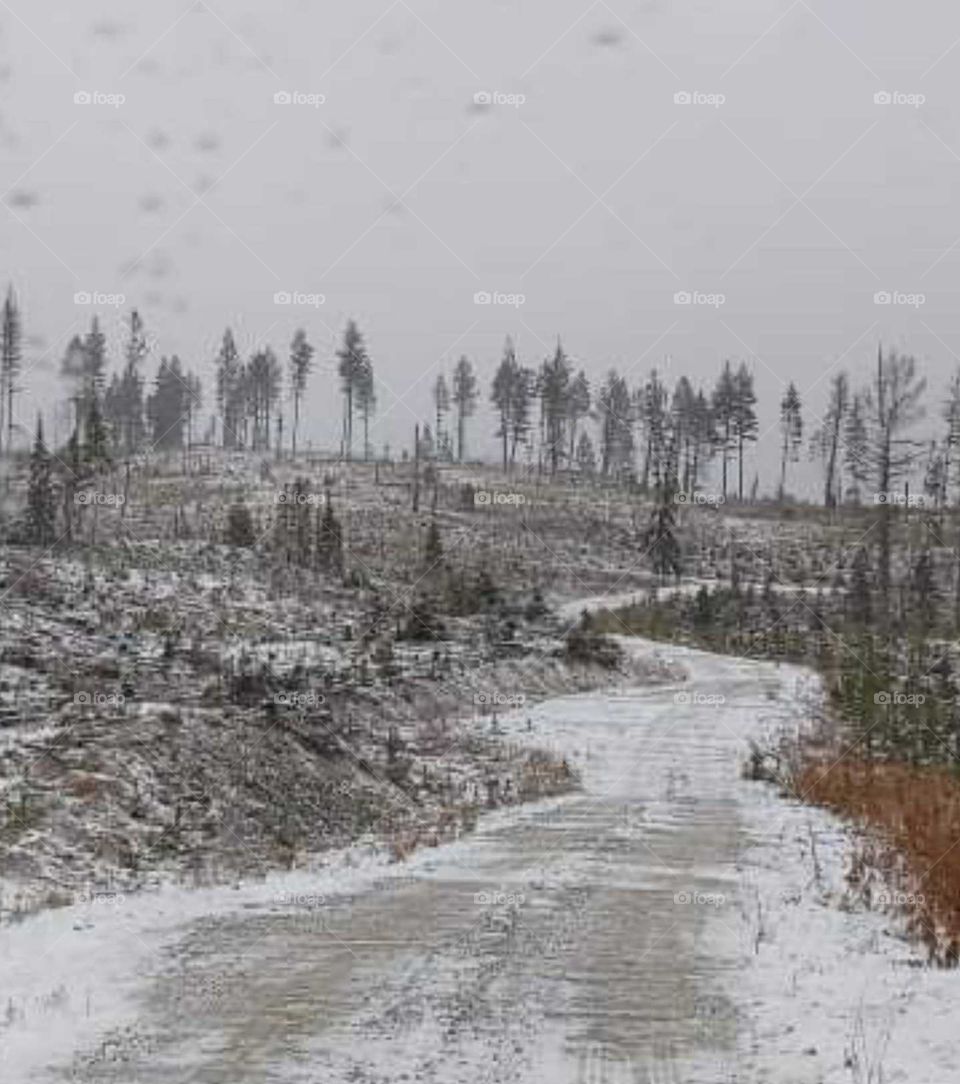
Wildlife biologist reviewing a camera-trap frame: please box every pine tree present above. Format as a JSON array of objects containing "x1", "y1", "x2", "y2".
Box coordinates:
[
  {"x1": 316, "y1": 494, "x2": 344, "y2": 573},
  {"x1": 711, "y1": 361, "x2": 737, "y2": 499},
  {"x1": 60, "y1": 423, "x2": 83, "y2": 545},
  {"x1": 670, "y1": 376, "x2": 697, "y2": 493},
  {"x1": 566, "y1": 369, "x2": 591, "y2": 463},
  {"x1": 451, "y1": 355, "x2": 478, "y2": 462},
  {"x1": 104, "y1": 373, "x2": 127, "y2": 453},
  {"x1": 490, "y1": 339, "x2": 533, "y2": 470},
  {"x1": 84, "y1": 397, "x2": 111, "y2": 471},
  {"x1": 0, "y1": 287, "x2": 22, "y2": 455},
  {"x1": 778, "y1": 382, "x2": 803, "y2": 500},
  {"x1": 26, "y1": 415, "x2": 56, "y2": 547},
  {"x1": 538, "y1": 340, "x2": 572, "y2": 474},
  {"x1": 355, "y1": 354, "x2": 376, "y2": 461},
  {"x1": 83, "y1": 317, "x2": 107, "y2": 408},
  {"x1": 731, "y1": 363, "x2": 758, "y2": 501},
  {"x1": 575, "y1": 430, "x2": 596, "y2": 474},
  {"x1": 337, "y1": 320, "x2": 369, "y2": 461},
  {"x1": 864, "y1": 347, "x2": 926, "y2": 604},
  {"x1": 215, "y1": 328, "x2": 243, "y2": 449},
  {"x1": 147, "y1": 356, "x2": 189, "y2": 450},
  {"x1": 596, "y1": 370, "x2": 633, "y2": 478},
  {"x1": 638, "y1": 369, "x2": 668, "y2": 490},
  {"x1": 288, "y1": 329, "x2": 314, "y2": 460},
  {"x1": 118, "y1": 309, "x2": 147, "y2": 455},
  {"x1": 70, "y1": 317, "x2": 108, "y2": 452},
  {"x1": 690, "y1": 389, "x2": 715, "y2": 493},
  {"x1": 184, "y1": 372, "x2": 202, "y2": 454},
  {"x1": 419, "y1": 423, "x2": 435, "y2": 461},
  {"x1": 844, "y1": 392, "x2": 870, "y2": 503},
  {"x1": 226, "y1": 501, "x2": 256, "y2": 547},
  {"x1": 60, "y1": 335, "x2": 87, "y2": 432},
  {"x1": 491, "y1": 343, "x2": 515, "y2": 471},
  {"x1": 642, "y1": 437, "x2": 682, "y2": 582},
  {"x1": 811, "y1": 372, "x2": 848, "y2": 508},
  {"x1": 923, "y1": 441, "x2": 947, "y2": 515},
  {"x1": 246, "y1": 348, "x2": 281, "y2": 451},
  {"x1": 423, "y1": 516, "x2": 443, "y2": 569},
  {"x1": 433, "y1": 374, "x2": 450, "y2": 459},
  {"x1": 911, "y1": 549, "x2": 937, "y2": 634},
  {"x1": 272, "y1": 481, "x2": 295, "y2": 558}
]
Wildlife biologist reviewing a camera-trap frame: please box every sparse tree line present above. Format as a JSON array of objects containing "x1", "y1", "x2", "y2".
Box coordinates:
[
  {"x1": 47, "y1": 308, "x2": 322, "y2": 467},
  {"x1": 445, "y1": 338, "x2": 773, "y2": 504},
  {"x1": 18, "y1": 300, "x2": 325, "y2": 546},
  {"x1": 0, "y1": 282, "x2": 947, "y2": 513},
  {"x1": 480, "y1": 341, "x2": 926, "y2": 520},
  {"x1": 602, "y1": 560, "x2": 960, "y2": 770},
  {"x1": 457, "y1": 337, "x2": 766, "y2": 500},
  {"x1": 58, "y1": 310, "x2": 204, "y2": 462},
  {"x1": 2, "y1": 272, "x2": 951, "y2": 548},
  {"x1": 437, "y1": 338, "x2": 954, "y2": 533}
]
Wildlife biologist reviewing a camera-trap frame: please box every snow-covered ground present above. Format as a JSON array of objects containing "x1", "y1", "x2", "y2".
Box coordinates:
[{"x1": 1, "y1": 634, "x2": 956, "y2": 1082}]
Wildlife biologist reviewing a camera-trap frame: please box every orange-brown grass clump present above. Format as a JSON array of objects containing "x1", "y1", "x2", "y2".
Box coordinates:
[{"x1": 797, "y1": 758, "x2": 960, "y2": 966}]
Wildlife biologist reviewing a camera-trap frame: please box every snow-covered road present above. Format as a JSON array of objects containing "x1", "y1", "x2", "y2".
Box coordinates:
[{"x1": 2, "y1": 638, "x2": 958, "y2": 1082}]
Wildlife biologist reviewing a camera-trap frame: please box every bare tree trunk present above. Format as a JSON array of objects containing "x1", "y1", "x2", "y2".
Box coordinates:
[
  {"x1": 779, "y1": 433, "x2": 788, "y2": 502},
  {"x1": 412, "y1": 423, "x2": 420, "y2": 512},
  {"x1": 122, "y1": 461, "x2": 130, "y2": 522},
  {"x1": 720, "y1": 430, "x2": 729, "y2": 499},
  {"x1": 344, "y1": 389, "x2": 353, "y2": 462},
  {"x1": 292, "y1": 393, "x2": 300, "y2": 460},
  {"x1": 825, "y1": 420, "x2": 840, "y2": 507},
  {"x1": 737, "y1": 433, "x2": 745, "y2": 501}
]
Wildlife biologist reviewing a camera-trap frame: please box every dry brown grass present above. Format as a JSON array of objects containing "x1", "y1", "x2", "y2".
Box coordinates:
[
  {"x1": 797, "y1": 758, "x2": 960, "y2": 965},
  {"x1": 67, "y1": 772, "x2": 102, "y2": 799},
  {"x1": 516, "y1": 750, "x2": 578, "y2": 801}
]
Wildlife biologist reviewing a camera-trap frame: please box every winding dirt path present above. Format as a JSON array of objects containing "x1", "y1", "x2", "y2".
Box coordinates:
[{"x1": 17, "y1": 644, "x2": 799, "y2": 1083}]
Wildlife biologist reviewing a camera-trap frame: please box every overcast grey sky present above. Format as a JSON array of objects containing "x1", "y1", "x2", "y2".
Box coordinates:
[{"x1": 4, "y1": 0, "x2": 960, "y2": 492}]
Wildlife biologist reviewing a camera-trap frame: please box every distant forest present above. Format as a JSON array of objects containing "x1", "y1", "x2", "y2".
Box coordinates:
[{"x1": 0, "y1": 288, "x2": 947, "y2": 513}]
